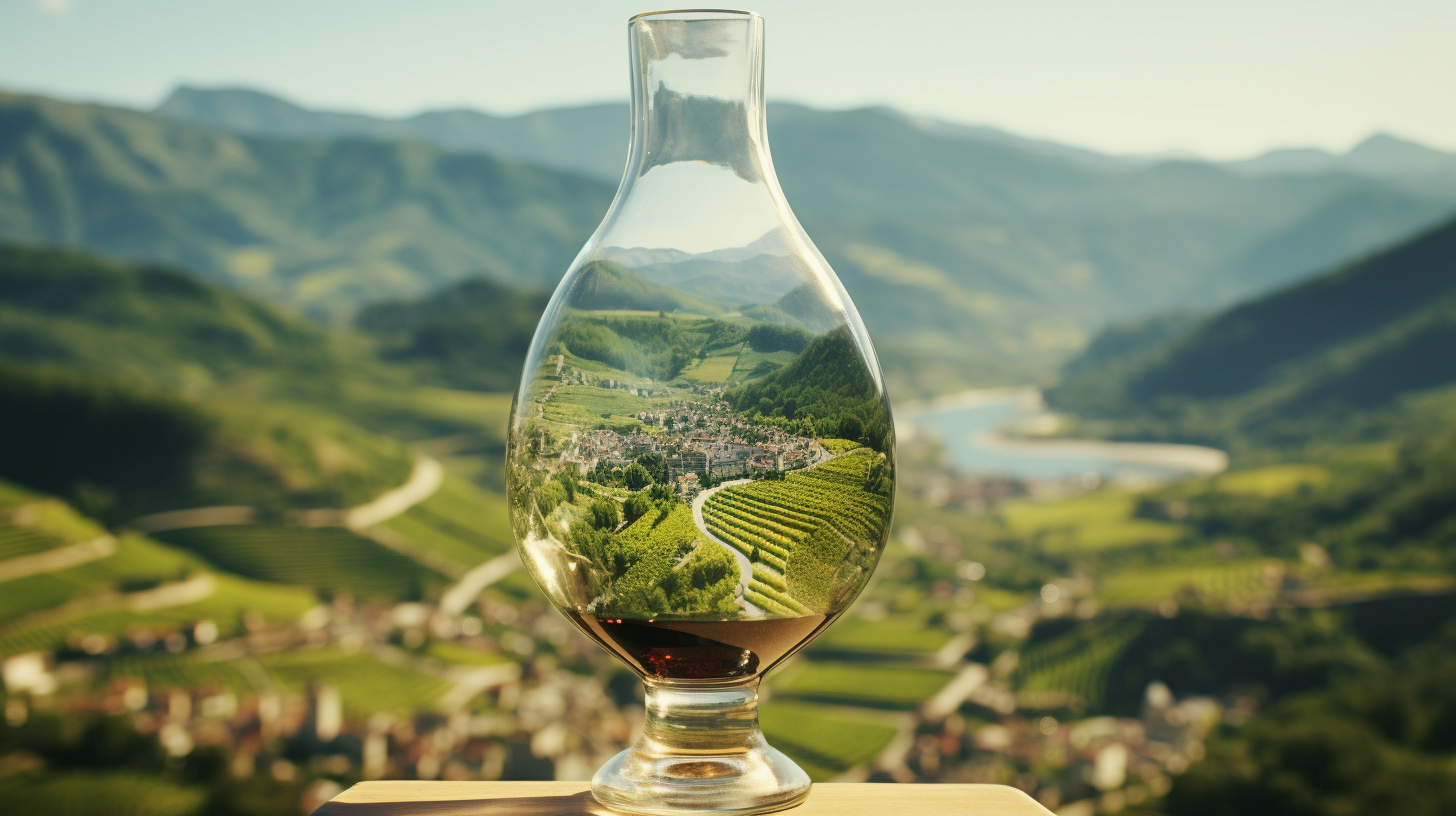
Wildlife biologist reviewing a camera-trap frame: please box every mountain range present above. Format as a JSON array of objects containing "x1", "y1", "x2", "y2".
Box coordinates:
[
  {"x1": 4, "y1": 84, "x2": 1455, "y2": 393},
  {"x1": 1050, "y1": 213, "x2": 1456, "y2": 447}
]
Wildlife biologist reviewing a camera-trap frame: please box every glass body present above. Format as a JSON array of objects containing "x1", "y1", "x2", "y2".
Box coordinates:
[{"x1": 506, "y1": 9, "x2": 895, "y2": 814}]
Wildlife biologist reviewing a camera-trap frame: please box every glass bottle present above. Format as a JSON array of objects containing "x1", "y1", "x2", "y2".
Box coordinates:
[{"x1": 506, "y1": 10, "x2": 895, "y2": 814}]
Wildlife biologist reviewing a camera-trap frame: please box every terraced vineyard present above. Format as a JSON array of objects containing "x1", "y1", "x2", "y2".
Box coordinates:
[
  {"x1": 1097, "y1": 559, "x2": 1285, "y2": 610},
  {"x1": 702, "y1": 448, "x2": 890, "y2": 615},
  {"x1": 777, "y1": 662, "x2": 956, "y2": 708},
  {"x1": 1014, "y1": 617, "x2": 1147, "y2": 710},
  {"x1": 0, "y1": 522, "x2": 65, "y2": 561},
  {"x1": 759, "y1": 701, "x2": 900, "y2": 780},
  {"x1": 383, "y1": 474, "x2": 514, "y2": 574},
  {"x1": 156, "y1": 525, "x2": 448, "y2": 601}
]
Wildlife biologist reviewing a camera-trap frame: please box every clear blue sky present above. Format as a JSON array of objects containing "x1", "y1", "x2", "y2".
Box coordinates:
[{"x1": 2, "y1": 0, "x2": 1453, "y2": 158}]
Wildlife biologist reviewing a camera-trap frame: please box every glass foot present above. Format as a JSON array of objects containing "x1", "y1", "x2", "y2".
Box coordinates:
[{"x1": 590, "y1": 682, "x2": 811, "y2": 815}]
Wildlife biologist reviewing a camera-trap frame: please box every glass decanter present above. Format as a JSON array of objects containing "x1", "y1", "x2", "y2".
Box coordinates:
[{"x1": 506, "y1": 10, "x2": 895, "y2": 814}]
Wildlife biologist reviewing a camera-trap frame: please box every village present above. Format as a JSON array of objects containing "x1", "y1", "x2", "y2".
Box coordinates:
[{"x1": 549, "y1": 368, "x2": 830, "y2": 497}]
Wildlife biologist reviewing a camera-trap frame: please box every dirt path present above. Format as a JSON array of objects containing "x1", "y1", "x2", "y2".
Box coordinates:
[
  {"x1": 0, "y1": 535, "x2": 116, "y2": 583},
  {"x1": 345, "y1": 455, "x2": 445, "y2": 529},
  {"x1": 439, "y1": 551, "x2": 523, "y2": 616},
  {"x1": 691, "y1": 479, "x2": 763, "y2": 616}
]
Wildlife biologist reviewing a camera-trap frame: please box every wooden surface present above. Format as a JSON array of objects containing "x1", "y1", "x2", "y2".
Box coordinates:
[{"x1": 316, "y1": 781, "x2": 1054, "y2": 815}]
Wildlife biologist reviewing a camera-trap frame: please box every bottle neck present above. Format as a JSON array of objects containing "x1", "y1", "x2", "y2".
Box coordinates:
[{"x1": 626, "y1": 12, "x2": 769, "y2": 184}]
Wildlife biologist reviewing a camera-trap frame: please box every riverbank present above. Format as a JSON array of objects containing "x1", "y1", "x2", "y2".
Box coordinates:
[{"x1": 896, "y1": 388, "x2": 1227, "y2": 481}]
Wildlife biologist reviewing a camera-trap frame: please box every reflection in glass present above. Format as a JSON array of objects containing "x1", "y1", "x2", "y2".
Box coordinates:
[{"x1": 506, "y1": 10, "x2": 894, "y2": 814}]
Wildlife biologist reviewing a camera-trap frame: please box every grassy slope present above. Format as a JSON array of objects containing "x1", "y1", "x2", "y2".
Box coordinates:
[
  {"x1": 0, "y1": 89, "x2": 612, "y2": 318},
  {"x1": 1050, "y1": 215, "x2": 1456, "y2": 449}
]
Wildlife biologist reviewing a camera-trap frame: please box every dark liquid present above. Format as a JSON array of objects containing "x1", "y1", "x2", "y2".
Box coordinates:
[{"x1": 568, "y1": 614, "x2": 831, "y2": 681}]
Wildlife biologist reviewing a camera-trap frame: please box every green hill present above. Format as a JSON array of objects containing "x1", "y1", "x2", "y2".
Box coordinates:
[
  {"x1": 0, "y1": 244, "x2": 416, "y2": 519},
  {"x1": 0, "y1": 89, "x2": 611, "y2": 319},
  {"x1": 561, "y1": 260, "x2": 730, "y2": 316},
  {"x1": 77, "y1": 86, "x2": 1456, "y2": 393},
  {"x1": 355, "y1": 276, "x2": 549, "y2": 391},
  {"x1": 0, "y1": 242, "x2": 332, "y2": 393},
  {"x1": 1051, "y1": 215, "x2": 1456, "y2": 446},
  {"x1": 727, "y1": 326, "x2": 894, "y2": 452}
]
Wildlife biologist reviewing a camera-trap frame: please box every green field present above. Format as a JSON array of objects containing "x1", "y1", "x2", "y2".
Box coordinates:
[
  {"x1": 102, "y1": 650, "x2": 257, "y2": 694},
  {"x1": 677, "y1": 344, "x2": 742, "y2": 384},
  {"x1": 1000, "y1": 490, "x2": 1185, "y2": 552},
  {"x1": 1015, "y1": 618, "x2": 1146, "y2": 710},
  {"x1": 0, "y1": 569, "x2": 315, "y2": 658},
  {"x1": 383, "y1": 474, "x2": 514, "y2": 573},
  {"x1": 0, "y1": 522, "x2": 67, "y2": 562},
  {"x1": 0, "y1": 772, "x2": 206, "y2": 816},
  {"x1": 539, "y1": 384, "x2": 665, "y2": 434},
  {"x1": 812, "y1": 615, "x2": 957, "y2": 656},
  {"x1": 760, "y1": 701, "x2": 900, "y2": 780},
  {"x1": 1097, "y1": 559, "x2": 1284, "y2": 609},
  {"x1": 775, "y1": 662, "x2": 955, "y2": 708},
  {"x1": 1210, "y1": 464, "x2": 1331, "y2": 496},
  {"x1": 157, "y1": 525, "x2": 448, "y2": 601},
  {"x1": 257, "y1": 647, "x2": 453, "y2": 716}
]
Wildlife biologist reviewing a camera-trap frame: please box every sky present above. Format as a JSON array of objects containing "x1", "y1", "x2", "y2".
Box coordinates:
[{"x1": 2, "y1": 0, "x2": 1453, "y2": 159}]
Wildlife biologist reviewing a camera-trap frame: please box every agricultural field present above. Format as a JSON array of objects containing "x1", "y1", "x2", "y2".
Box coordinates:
[
  {"x1": 0, "y1": 772, "x2": 206, "y2": 816},
  {"x1": 155, "y1": 525, "x2": 449, "y2": 601},
  {"x1": 382, "y1": 473, "x2": 514, "y2": 574},
  {"x1": 759, "y1": 701, "x2": 900, "y2": 780},
  {"x1": 1096, "y1": 559, "x2": 1285, "y2": 610},
  {"x1": 810, "y1": 614, "x2": 957, "y2": 657},
  {"x1": 0, "y1": 532, "x2": 197, "y2": 623},
  {"x1": 676, "y1": 344, "x2": 742, "y2": 384},
  {"x1": 1014, "y1": 618, "x2": 1147, "y2": 711},
  {"x1": 257, "y1": 647, "x2": 453, "y2": 717},
  {"x1": 1207, "y1": 463, "x2": 1330, "y2": 497},
  {"x1": 0, "y1": 567, "x2": 316, "y2": 658},
  {"x1": 774, "y1": 662, "x2": 956, "y2": 708},
  {"x1": 999, "y1": 489, "x2": 1185, "y2": 552},
  {"x1": 703, "y1": 448, "x2": 891, "y2": 615},
  {"x1": 101, "y1": 650, "x2": 258, "y2": 695},
  {"x1": 539, "y1": 385, "x2": 662, "y2": 432},
  {"x1": 728, "y1": 348, "x2": 799, "y2": 383}
]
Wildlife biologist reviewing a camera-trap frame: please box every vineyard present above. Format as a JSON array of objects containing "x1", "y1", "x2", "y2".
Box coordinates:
[
  {"x1": 1013, "y1": 617, "x2": 1147, "y2": 711},
  {"x1": 156, "y1": 525, "x2": 449, "y2": 601},
  {"x1": 702, "y1": 447, "x2": 890, "y2": 615},
  {"x1": 759, "y1": 701, "x2": 900, "y2": 780},
  {"x1": 777, "y1": 662, "x2": 956, "y2": 708}
]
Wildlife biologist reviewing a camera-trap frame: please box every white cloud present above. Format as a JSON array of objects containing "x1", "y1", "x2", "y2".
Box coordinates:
[{"x1": 37, "y1": 0, "x2": 74, "y2": 16}]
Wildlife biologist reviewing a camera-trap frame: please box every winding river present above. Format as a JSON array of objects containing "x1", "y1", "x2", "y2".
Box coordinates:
[{"x1": 895, "y1": 388, "x2": 1227, "y2": 483}]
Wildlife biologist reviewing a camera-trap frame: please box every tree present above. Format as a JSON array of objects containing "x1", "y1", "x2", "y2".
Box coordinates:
[
  {"x1": 635, "y1": 451, "x2": 668, "y2": 485},
  {"x1": 624, "y1": 462, "x2": 653, "y2": 491},
  {"x1": 623, "y1": 491, "x2": 656, "y2": 524},
  {"x1": 588, "y1": 498, "x2": 621, "y2": 530}
]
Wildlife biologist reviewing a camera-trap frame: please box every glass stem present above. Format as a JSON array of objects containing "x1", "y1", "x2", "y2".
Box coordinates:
[{"x1": 640, "y1": 680, "x2": 766, "y2": 758}]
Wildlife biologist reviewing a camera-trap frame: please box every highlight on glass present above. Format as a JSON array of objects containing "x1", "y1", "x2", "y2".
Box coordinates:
[{"x1": 506, "y1": 10, "x2": 895, "y2": 814}]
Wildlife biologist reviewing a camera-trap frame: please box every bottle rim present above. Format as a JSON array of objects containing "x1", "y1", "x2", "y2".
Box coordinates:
[{"x1": 628, "y1": 9, "x2": 761, "y2": 23}]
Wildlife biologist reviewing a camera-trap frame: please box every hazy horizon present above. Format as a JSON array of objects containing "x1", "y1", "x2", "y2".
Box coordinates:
[{"x1": 3, "y1": 0, "x2": 1454, "y2": 161}]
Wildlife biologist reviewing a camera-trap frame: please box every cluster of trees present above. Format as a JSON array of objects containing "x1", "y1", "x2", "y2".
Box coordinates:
[
  {"x1": 1166, "y1": 616, "x2": 1456, "y2": 816},
  {"x1": 567, "y1": 489, "x2": 740, "y2": 619},
  {"x1": 727, "y1": 327, "x2": 893, "y2": 453}
]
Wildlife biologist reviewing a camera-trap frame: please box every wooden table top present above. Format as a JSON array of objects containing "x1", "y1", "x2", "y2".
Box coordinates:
[{"x1": 316, "y1": 781, "x2": 1054, "y2": 815}]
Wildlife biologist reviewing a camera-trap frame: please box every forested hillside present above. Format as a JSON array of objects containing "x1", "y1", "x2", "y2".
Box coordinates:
[
  {"x1": 0, "y1": 90, "x2": 611, "y2": 320},
  {"x1": 13, "y1": 85, "x2": 1455, "y2": 394},
  {"x1": 1051, "y1": 215, "x2": 1456, "y2": 448}
]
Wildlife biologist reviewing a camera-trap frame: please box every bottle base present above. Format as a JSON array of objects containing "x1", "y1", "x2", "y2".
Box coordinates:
[{"x1": 590, "y1": 743, "x2": 811, "y2": 816}]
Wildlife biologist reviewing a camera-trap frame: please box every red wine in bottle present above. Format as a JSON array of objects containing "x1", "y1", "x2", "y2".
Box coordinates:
[{"x1": 568, "y1": 614, "x2": 831, "y2": 681}]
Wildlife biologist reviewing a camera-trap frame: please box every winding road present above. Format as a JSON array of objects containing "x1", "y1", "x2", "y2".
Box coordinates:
[{"x1": 690, "y1": 478, "x2": 763, "y2": 616}]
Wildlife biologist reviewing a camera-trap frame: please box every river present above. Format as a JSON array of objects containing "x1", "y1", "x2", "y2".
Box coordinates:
[{"x1": 895, "y1": 388, "x2": 1227, "y2": 483}]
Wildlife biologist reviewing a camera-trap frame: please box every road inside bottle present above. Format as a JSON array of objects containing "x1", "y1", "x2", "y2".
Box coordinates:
[{"x1": 690, "y1": 479, "x2": 763, "y2": 616}]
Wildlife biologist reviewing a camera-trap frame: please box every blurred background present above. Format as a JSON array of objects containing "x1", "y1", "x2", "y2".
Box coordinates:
[{"x1": 2, "y1": 2, "x2": 1455, "y2": 814}]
